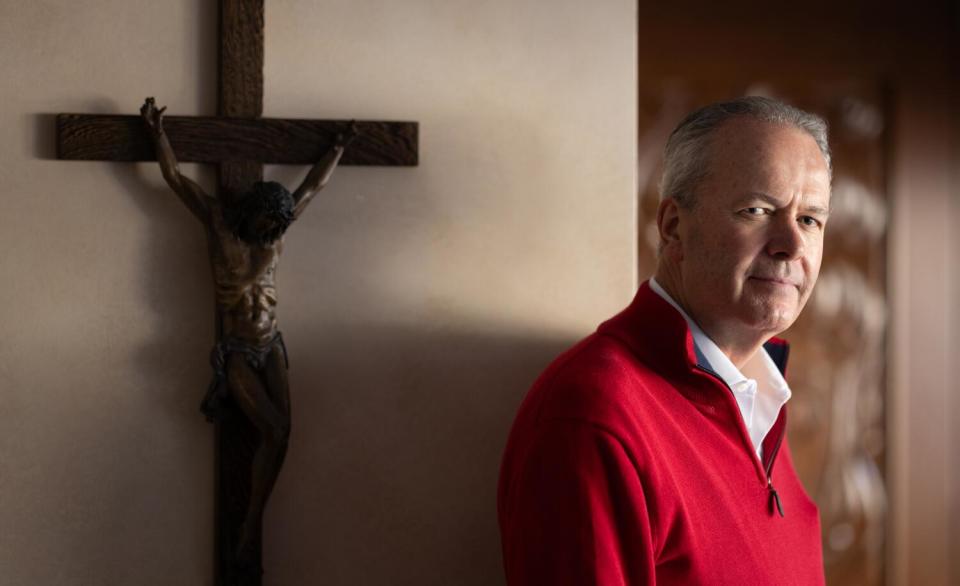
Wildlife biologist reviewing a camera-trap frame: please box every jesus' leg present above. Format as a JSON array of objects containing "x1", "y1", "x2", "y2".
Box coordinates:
[
  {"x1": 225, "y1": 352, "x2": 291, "y2": 564},
  {"x1": 260, "y1": 344, "x2": 292, "y2": 499}
]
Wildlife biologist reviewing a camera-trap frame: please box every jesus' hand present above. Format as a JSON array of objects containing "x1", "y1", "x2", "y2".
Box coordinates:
[
  {"x1": 336, "y1": 120, "x2": 360, "y2": 148},
  {"x1": 140, "y1": 97, "x2": 167, "y2": 137}
]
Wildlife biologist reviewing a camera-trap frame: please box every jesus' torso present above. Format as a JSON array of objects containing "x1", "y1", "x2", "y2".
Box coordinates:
[{"x1": 208, "y1": 204, "x2": 283, "y2": 346}]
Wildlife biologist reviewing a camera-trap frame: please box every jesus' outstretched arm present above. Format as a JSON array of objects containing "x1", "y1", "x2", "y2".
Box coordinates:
[
  {"x1": 140, "y1": 97, "x2": 215, "y2": 223},
  {"x1": 291, "y1": 121, "x2": 359, "y2": 219}
]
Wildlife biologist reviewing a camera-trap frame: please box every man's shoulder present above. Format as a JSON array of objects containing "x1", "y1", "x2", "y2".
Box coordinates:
[
  {"x1": 527, "y1": 331, "x2": 665, "y2": 426},
  {"x1": 544, "y1": 331, "x2": 651, "y2": 383}
]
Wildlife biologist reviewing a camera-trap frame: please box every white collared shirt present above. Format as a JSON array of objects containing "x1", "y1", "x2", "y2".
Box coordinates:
[{"x1": 649, "y1": 278, "x2": 792, "y2": 457}]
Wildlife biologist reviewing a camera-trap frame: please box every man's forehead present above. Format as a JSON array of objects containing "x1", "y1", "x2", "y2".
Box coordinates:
[
  {"x1": 707, "y1": 118, "x2": 827, "y2": 168},
  {"x1": 694, "y1": 118, "x2": 831, "y2": 203}
]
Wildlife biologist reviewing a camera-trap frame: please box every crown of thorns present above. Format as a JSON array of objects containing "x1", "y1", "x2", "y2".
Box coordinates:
[{"x1": 225, "y1": 181, "x2": 295, "y2": 240}]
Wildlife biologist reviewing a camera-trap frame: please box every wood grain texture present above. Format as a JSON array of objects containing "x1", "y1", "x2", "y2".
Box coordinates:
[
  {"x1": 57, "y1": 114, "x2": 419, "y2": 166},
  {"x1": 218, "y1": 3, "x2": 266, "y2": 580},
  {"x1": 220, "y1": 0, "x2": 264, "y2": 118},
  {"x1": 218, "y1": 161, "x2": 264, "y2": 205}
]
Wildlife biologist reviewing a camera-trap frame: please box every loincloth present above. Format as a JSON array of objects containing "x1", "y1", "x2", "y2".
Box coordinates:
[{"x1": 200, "y1": 332, "x2": 288, "y2": 422}]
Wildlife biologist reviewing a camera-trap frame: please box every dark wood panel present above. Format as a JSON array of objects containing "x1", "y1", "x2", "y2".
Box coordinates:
[
  {"x1": 217, "y1": 2, "x2": 266, "y2": 581},
  {"x1": 218, "y1": 161, "x2": 264, "y2": 204},
  {"x1": 220, "y1": 0, "x2": 264, "y2": 118},
  {"x1": 56, "y1": 114, "x2": 419, "y2": 166}
]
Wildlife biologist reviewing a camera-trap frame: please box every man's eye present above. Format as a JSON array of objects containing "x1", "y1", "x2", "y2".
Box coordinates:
[
  {"x1": 798, "y1": 216, "x2": 821, "y2": 228},
  {"x1": 742, "y1": 207, "x2": 768, "y2": 216}
]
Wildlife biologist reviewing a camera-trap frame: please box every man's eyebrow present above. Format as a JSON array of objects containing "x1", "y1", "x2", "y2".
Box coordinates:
[
  {"x1": 802, "y1": 205, "x2": 831, "y2": 217},
  {"x1": 743, "y1": 191, "x2": 831, "y2": 216},
  {"x1": 742, "y1": 191, "x2": 783, "y2": 206}
]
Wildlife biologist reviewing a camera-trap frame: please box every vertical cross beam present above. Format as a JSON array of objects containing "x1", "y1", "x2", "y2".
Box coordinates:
[
  {"x1": 217, "y1": 1, "x2": 264, "y2": 583},
  {"x1": 219, "y1": 0, "x2": 264, "y2": 202}
]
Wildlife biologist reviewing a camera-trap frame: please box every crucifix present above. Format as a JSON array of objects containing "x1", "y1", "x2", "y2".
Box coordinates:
[{"x1": 55, "y1": 1, "x2": 417, "y2": 584}]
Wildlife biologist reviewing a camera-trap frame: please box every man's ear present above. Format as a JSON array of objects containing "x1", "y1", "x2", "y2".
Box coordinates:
[{"x1": 656, "y1": 197, "x2": 684, "y2": 262}]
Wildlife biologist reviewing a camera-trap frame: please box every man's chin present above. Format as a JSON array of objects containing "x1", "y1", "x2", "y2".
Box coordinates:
[{"x1": 739, "y1": 301, "x2": 799, "y2": 336}]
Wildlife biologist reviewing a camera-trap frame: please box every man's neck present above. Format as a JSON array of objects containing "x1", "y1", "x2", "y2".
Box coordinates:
[{"x1": 652, "y1": 268, "x2": 766, "y2": 370}]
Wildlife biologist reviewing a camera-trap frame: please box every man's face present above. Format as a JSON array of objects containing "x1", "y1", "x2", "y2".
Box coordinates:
[{"x1": 670, "y1": 118, "x2": 831, "y2": 340}]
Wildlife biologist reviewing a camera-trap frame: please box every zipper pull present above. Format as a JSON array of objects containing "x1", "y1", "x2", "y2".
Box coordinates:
[{"x1": 768, "y1": 478, "x2": 785, "y2": 517}]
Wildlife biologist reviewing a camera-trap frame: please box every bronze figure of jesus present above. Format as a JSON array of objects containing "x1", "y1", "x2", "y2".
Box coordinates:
[{"x1": 140, "y1": 97, "x2": 356, "y2": 568}]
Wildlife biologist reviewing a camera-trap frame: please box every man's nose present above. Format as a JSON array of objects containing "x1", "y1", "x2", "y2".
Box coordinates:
[{"x1": 766, "y1": 216, "x2": 805, "y2": 260}]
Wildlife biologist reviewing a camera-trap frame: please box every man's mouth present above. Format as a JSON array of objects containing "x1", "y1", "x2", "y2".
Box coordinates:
[{"x1": 748, "y1": 276, "x2": 798, "y2": 287}]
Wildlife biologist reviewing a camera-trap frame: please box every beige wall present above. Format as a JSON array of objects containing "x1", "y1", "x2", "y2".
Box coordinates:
[{"x1": 0, "y1": 1, "x2": 637, "y2": 584}]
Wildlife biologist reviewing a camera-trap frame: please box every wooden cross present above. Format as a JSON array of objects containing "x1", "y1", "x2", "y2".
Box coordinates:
[{"x1": 55, "y1": 1, "x2": 417, "y2": 584}]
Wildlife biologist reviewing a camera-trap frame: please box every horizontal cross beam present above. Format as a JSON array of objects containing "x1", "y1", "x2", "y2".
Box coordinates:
[{"x1": 57, "y1": 114, "x2": 418, "y2": 166}]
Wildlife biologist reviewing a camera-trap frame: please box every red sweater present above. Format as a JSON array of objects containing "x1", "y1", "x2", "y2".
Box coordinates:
[{"x1": 497, "y1": 282, "x2": 824, "y2": 585}]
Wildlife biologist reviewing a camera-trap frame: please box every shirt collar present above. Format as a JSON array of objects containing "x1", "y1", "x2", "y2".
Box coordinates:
[{"x1": 648, "y1": 277, "x2": 791, "y2": 403}]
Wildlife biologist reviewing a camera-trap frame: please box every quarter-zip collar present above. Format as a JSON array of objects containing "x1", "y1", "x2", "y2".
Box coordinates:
[
  {"x1": 597, "y1": 281, "x2": 791, "y2": 395},
  {"x1": 648, "y1": 277, "x2": 793, "y2": 457},
  {"x1": 597, "y1": 281, "x2": 792, "y2": 517}
]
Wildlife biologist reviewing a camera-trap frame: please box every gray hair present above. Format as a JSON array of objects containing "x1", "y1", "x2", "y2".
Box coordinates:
[{"x1": 658, "y1": 96, "x2": 832, "y2": 208}]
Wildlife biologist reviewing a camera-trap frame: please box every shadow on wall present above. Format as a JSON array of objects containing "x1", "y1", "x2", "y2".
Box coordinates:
[
  {"x1": 36, "y1": 62, "x2": 581, "y2": 581},
  {"x1": 107, "y1": 130, "x2": 214, "y2": 422},
  {"x1": 33, "y1": 106, "x2": 215, "y2": 427},
  {"x1": 270, "y1": 323, "x2": 573, "y2": 586},
  {"x1": 31, "y1": 114, "x2": 57, "y2": 159},
  {"x1": 82, "y1": 132, "x2": 577, "y2": 584}
]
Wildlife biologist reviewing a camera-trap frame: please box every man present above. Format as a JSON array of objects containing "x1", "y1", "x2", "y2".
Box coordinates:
[
  {"x1": 497, "y1": 96, "x2": 832, "y2": 585},
  {"x1": 140, "y1": 98, "x2": 357, "y2": 568}
]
